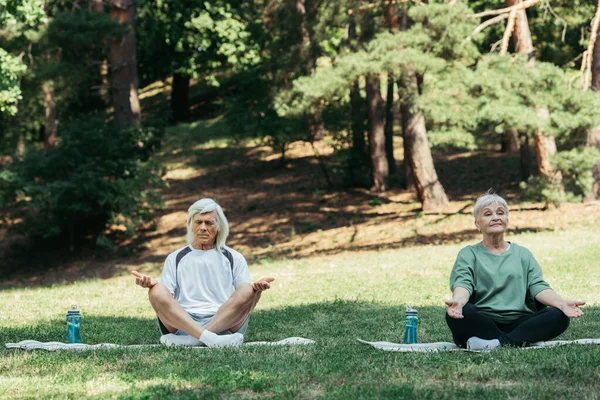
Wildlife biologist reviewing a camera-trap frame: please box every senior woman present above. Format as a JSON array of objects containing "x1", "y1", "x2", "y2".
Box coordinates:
[{"x1": 445, "y1": 191, "x2": 585, "y2": 351}]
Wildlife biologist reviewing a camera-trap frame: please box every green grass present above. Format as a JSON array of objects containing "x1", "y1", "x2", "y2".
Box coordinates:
[{"x1": 1, "y1": 228, "x2": 600, "y2": 399}]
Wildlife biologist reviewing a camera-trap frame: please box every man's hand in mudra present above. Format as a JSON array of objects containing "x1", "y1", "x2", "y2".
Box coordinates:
[
  {"x1": 252, "y1": 277, "x2": 275, "y2": 292},
  {"x1": 132, "y1": 271, "x2": 158, "y2": 289}
]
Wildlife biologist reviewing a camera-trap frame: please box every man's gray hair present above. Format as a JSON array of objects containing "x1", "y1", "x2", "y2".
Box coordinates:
[
  {"x1": 473, "y1": 189, "x2": 509, "y2": 220},
  {"x1": 186, "y1": 198, "x2": 229, "y2": 251}
]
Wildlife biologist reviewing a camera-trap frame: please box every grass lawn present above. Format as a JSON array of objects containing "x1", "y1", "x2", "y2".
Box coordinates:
[{"x1": 1, "y1": 227, "x2": 599, "y2": 399}]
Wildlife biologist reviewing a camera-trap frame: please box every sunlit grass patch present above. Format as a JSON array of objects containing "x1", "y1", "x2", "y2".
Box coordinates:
[{"x1": 1, "y1": 227, "x2": 599, "y2": 399}]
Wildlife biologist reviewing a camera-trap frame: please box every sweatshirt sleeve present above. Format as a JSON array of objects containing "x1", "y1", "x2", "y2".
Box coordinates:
[
  {"x1": 450, "y1": 246, "x2": 475, "y2": 295},
  {"x1": 524, "y1": 248, "x2": 551, "y2": 298}
]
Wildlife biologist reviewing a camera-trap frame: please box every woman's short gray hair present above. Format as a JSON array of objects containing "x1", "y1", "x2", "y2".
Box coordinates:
[
  {"x1": 186, "y1": 198, "x2": 229, "y2": 251},
  {"x1": 473, "y1": 190, "x2": 509, "y2": 220}
]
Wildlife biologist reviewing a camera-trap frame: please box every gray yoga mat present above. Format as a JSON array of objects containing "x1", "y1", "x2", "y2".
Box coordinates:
[
  {"x1": 358, "y1": 338, "x2": 600, "y2": 352},
  {"x1": 5, "y1": 337, "x2": 316, "y2": 351}
]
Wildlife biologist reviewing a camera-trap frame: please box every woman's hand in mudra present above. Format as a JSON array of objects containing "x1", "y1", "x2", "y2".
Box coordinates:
[
  {"x1": 445, "y1": 300, "x2": 465, "y2": 319},
  {"x1": 559, "y1": 300, "x2": 585, "y2": 318}
]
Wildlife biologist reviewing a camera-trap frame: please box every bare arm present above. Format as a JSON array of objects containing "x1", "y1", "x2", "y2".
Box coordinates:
[
  {"x1": 445, "y1": 286, "x2": 470, "y2": 319},
  {"x1": 535, "y1": 289, "x2": 585, "y2": 318}
]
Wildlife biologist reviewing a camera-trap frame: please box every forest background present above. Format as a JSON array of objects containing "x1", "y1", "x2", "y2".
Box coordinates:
[
  {"x1": 1, "y1": 0, "x2": 600, "y2": 277},
  {"x1": 2, "y1": 1, "x2": 600, "y2": 398}
]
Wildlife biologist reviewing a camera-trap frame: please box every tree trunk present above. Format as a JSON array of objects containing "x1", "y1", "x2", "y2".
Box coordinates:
[
  {"x1": 534, "y1": 109, "x2": 565, "y2": 202},
  {"x1": 401, "y1": 69, "x2": 449, "y2": 211},
  {"x1": 296, "y1": 0, "x2": 323, "y2": 140},
  {"x1": 506, "y1": 0, "x2": 535, "y2": 62},
  {"x1": 89, "y1": 1, "x2": 110, "y2": 106},
  {"x1": 350, "y1": 79, "x2": 366, "y2": 155},
  {"x1": 519, "y1": 131, "x2": 531, "y2": 181},
  {"x1": 348, "y1": 17, "x2": 366, "y2": 156},
  {"x1": 384, "y1": 73, "x2": 396, "y2": 175},
  {"x1": 585, "y1": 127, "x2": 600, "y2": 201},
  {"x1": 502, "y1": 128, "x2": 520, "y2": 152},
  {"x1": 170, "y1": 73, "x2": 190, "y2": 123},
  {"x1": 591, "y1": 0, "x2": 600, "y2": 91},
  {"x1": 500, "y1": 0, "x2": 535, "y2": 154},
  {"x1": 366, "y1": 74, "x2": 389, "y2": 192},
  {"x1": 89, "y1": 0, "x2": 103, "y2": 12},
  {"x1": 588, "y1": 2, "x2": 600, "y2": 201},
  {"x1": 15, "y1": 131, "x2": 25, "y2": 160},
  {"x1": 534, "y1": 133, "x2": 564, "y2": 184},
  {"x1": 400, "y1": 100, "x2": 415, "y2": 191},
  {"x1": 384, "y1": 5, "x2": 399, "y2": 177},
  {"x1": 397, "y1": 7, "x2": 414, "y2": 190},
  {"x1": 42, "y1": 81, "x2": 58, "y2": 150},
  {"x1": 108, "y1": 0, "x2": 141, "y2": 128}
]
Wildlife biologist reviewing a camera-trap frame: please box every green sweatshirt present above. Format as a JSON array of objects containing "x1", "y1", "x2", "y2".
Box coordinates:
[{"x1": 450, "y1": 242, "x2": 551, "y2": 323}]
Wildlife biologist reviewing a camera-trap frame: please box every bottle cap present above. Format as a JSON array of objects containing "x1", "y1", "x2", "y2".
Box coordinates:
[
  {"x1": 67, "y1": 305, "x2": 80, "y2": 315},
  {"x1": 405, "y1": 305, "x2": 418, "y2": 315}
]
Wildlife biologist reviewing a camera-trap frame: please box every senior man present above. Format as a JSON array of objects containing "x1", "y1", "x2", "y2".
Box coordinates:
[{"x1": 133, "y1": 198, "x2": 274, "y2": 347}]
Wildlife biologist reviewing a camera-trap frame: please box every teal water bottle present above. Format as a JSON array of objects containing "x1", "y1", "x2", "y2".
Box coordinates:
[
  {"x1": 403, "y1": 306, "x2": 418, "y2": 344},
  {"x1": 66, "y1": 305, "x2": 82, "y2": 343}
]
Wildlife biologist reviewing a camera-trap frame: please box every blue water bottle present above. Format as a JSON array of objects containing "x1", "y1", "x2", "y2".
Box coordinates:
[
  {"x1": 403, "y1": 306, "x2": 418, "y2": 344},
  {"x1": 66, "y1": 305, "x2": 82, "y2": 343}
]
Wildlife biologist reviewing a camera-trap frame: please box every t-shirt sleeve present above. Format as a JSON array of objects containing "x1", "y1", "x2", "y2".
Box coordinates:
[
  {"x1": 525, "y1": 249, "x2": 551, "y2": 298},
  {"x1": 450, "y1": 247, "x2": 475, "y2": 295},
  {"x1": 160, "y1": 253, "x2": 177, "y2": 296},
  {"x1": 231, "y1": 251, "x2": 252, "y2": 288}
]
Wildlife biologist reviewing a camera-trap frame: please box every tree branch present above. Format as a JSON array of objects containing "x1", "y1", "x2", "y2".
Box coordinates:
[
  {"x1": 469, "y1": 13, "x2": 509, "y2": 39},
  {"x1": 582, "y1": 1, "x2": 600, "y2": 90},
  {"x1": 348, "y1": 0, "x2": 418, "y2": 15},
  {"x1": 499, "y1": 7, "x2": 518, "y2": 55},
  {"x1": 471, "y1": 0, "x2": 542, "y2": 19}
]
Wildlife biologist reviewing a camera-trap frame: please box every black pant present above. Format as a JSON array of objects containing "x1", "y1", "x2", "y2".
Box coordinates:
[{"x1": 446, "y1": 303, "x2": 570, "y2": 347}]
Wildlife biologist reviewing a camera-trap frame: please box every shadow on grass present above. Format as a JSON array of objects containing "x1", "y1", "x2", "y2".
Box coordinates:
[
  {"x1": 435, "y1": 151, "x2": 524, "y2": 200},
  {"x1": 3, "y1": 302, "x2": 598, "y2": 348},
  {"x1": 0, "y1": 223, "x2": 552, "y2": 290},
  {"x1": 239, "y1": 227, "x2": 552, "y2": 262},
  {"x1": 3, "y1": 302, "x2": 599, "y2": 399},
  {"x1": 0, "y1": 139, "x2": 582, "y2": 289}
]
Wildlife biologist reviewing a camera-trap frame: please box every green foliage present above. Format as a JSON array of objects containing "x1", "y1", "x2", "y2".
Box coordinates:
[
  {"x1": 519, "y1": 145, "x2": 600, "y2": 206},
  {"x1": 0, "y1": 7, "x2": 127, "y2": 152},
  {"x1": 136, "y1": 0, "x2": 260, "y2": 86},
  {"x1": 418, "y1": 53, "x2": 600, "y2": 156},
  {"x1": 0, "y1": 0, "x2": 46, "y2": 27},
  {"x1": 519, "y1": 176, "x2": 567, "y2": 208},
  {"x1": 552, "y1": 146, "x2": 600, "y2": 198},
  {"x1": 40, "y1": 9, "x2": 127, "y2": 115},
  {"x1": 277, "y1": 2, "x2": 479, "y2": 116},
  {"x1": 0, "y1": 0, "x2": 45, "y2": 117},
  {"x1": 471, "y1": 55, "x2": 600, "y2": 137},
  {"x1": 527, "y1": 0, "x2": 595, "y2": 68},
  {"x1": 46, "y1": 9, "x2": 126, "y2": 60},
  {"x1": 428, "y1": 129, "x2": 479, "y2": 152},
  {"x1": 0, "y1": 48, "x2": 26, "y2": 115},
  {"x1": 275, "y1": 0, "x2": 600, "y2": 169},
  {"x1": 0, "y1": 117, "x2": 166, "y2": 248},
  {"x1": 225, "y1": 69, "x2": 309, "y2": 156}
]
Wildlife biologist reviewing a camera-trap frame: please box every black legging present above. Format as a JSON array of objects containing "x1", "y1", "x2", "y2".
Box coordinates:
[{"x1": 446, "y1": 303, "x2": 570, "y2": 347}]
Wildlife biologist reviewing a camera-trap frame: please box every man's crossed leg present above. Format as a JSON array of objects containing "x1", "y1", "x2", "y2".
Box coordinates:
[{"x1": 133, "y1": 271, "x2": 274, "y2": 347}]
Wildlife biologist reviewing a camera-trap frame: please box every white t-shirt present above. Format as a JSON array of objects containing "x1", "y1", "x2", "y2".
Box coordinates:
[{"x1": 160, "y1": 245, "x2": 252, "y2": 315}]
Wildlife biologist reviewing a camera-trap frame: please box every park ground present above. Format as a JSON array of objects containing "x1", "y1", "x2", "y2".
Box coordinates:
[{"x1": 1, "y1": 88, "x2": 600, "y2": 398}]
